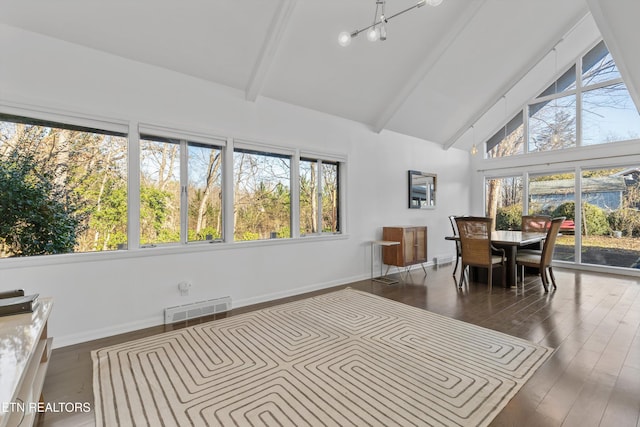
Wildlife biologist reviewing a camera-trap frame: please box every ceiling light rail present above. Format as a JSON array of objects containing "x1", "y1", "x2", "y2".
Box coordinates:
[{"x1": 338, "y1": 0, "x2": 444, "y2": 47}]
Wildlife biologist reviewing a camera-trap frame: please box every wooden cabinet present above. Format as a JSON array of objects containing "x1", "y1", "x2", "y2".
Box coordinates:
[
  {"x1": 382, "y1": 226, "x2": 428, "y2": 267},
  {"x1": 0, "y1": 298, "x2": 53, "y2": 427}
]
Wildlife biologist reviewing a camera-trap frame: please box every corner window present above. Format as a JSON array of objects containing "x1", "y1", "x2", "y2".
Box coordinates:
[{"x1": 0, "y1": 114, "x2": 128, "y2": 257}]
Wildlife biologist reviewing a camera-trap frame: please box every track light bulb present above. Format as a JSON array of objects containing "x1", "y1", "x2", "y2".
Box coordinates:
[
  {"x1": 426, "y1": 0, "x2": 443, "y2": 6},
  {"x1": 367, "y1": 27, "x2": 379, "y2": 41},
  {"x1": 338, "y1": 31, "x2": 352, "y2": 47}
]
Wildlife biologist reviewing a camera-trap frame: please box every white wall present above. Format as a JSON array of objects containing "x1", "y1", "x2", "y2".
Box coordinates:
[{"x1": 0, "y1": 24, "x2": 470, "y2": 347}]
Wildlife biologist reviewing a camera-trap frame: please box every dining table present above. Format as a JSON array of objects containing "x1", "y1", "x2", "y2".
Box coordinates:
[{"x1": 446, "y1": 230, "x2": 547, "y2": 287}]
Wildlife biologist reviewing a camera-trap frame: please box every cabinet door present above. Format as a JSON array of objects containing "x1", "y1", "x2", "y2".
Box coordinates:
[
  {"x1": 382, "y1": 227, "x2": 403, "y2": 266},
  {"x1": 415, "y1": 227, "x2": 427, "y2": 262},
  {"x1": 404, "y1": 229, "x2": 416, "y2": 264}
]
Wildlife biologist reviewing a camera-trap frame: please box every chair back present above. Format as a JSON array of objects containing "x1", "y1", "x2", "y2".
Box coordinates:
[
  {"x1": 541, "y1": 217, "x2": 565, "y2": 266},
  {"x1": 455, "y1": 216, "x2": 493, "y2": 266},
  {"x1": 522, "y1": 215, "x2": 551, "y2": 232},
  {"x1": 448, "y1": 215, "x2": 459, "y2": 236}
]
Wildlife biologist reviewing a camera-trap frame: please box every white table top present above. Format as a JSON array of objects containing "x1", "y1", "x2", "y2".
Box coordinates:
[{"x1": 371, "y1": 240, "x2": 400, "y2": 246}]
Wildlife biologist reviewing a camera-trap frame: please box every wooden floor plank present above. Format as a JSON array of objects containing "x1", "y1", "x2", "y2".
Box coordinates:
[{"x1": 32, "y1": 266, "x2": 640, "y2": 427}]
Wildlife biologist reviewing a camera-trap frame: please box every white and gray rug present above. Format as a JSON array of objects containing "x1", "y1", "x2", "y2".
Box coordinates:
[{"x1": 92, "y1": 288, "x2": 552, "y2": 426}]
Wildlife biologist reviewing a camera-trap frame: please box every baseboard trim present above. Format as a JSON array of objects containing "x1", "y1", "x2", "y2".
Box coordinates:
[{"x1": 52, "y1": 273, "x2": 369, "y2": 349}]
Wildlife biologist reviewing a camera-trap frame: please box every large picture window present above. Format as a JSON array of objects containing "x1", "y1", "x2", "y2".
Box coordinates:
[
  {"x1": 0, "y1": 114, "x2": 128, "y2": 258},
  {"x1": 1, "y1": 111, "x2": 344, "y2": 260}
]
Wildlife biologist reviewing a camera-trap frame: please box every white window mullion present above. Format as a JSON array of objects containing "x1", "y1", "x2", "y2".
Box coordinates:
[
  {"x1": 180, "y1": 140, "x2": 189, "y2": 244},
  {"x1": 523, "y1": 104, "x2": 530, "y2": 154},
  {"x1": 574, "y1": 167, "x2": 582, "y2": 264},
  {"x1": 576, "y1": 56, "x2": 583, "y2": 147},
  {"x1": 338, "y1": 160, "x2": 346, "y2": 234},
  {"x1": 523, "y1": 172, "x2": 530, "y2": 214},
  {"x1": 128, "y1": 121, "x2": 141, "y2": 250},
  {"x1": 223, "y1": 138, "x2": 235, "y2": 242},
  {"x1": 291, "y1": 152, "x2": 300, "y2": 238},
  {"x1": 316, "y1": 160, "x2": 323, "y2": 235}
]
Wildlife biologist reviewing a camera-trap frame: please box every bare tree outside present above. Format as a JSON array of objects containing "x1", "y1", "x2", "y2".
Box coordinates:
[{"x1": 233, "y1": 150, "x2": 291, "y2": 241}]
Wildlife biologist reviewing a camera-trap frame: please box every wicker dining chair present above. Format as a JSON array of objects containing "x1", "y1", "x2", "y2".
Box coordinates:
[
  {"x1": 516, "y1": 216, "x2": 565, "y2": 292},
  {"x1": 521, "y1": 215, "x2": 552, "y2": 232},
  {"x1": 454, "y1": 216, "x2": 505, "y2": 290},
  {"x1": 448, "y1": 215, "x2": 461, "y2": 276},
  {"x1": 521, "y1": 215, "x2": 551, "y2": 250}
]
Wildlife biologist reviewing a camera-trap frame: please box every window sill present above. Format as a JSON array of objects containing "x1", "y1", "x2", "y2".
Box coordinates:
[{"x1": 0, "y1": 233, "x2": 349, "y2": 270}]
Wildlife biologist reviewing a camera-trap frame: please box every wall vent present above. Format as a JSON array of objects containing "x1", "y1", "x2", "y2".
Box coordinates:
[{"x1": 164, "y1": 296, "x2": 231, "y2": 324}]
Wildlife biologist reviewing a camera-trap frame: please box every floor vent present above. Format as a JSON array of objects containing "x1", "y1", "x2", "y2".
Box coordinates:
[{"x1": 164, "y1": 296, "x2": 231, "y2": 324}]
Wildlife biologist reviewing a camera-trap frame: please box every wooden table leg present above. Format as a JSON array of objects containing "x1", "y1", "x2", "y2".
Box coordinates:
[{"x1": 504, "y1": 246, "x2": 517, "y2": 287}]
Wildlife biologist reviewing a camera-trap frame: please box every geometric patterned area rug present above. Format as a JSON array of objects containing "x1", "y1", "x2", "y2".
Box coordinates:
[{"x1": 92, "y1": 288, "x2": 552, "y2": 426}]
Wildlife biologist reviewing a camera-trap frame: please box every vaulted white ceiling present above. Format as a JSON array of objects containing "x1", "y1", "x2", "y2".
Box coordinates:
[{"x1": 1, "y1": 0, "x2": 638, "y2": 150}]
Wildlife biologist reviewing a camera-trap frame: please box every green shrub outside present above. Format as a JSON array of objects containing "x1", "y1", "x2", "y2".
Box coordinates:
[
  {"x1": 496, "y1": 204, "x2": 522, "y2": 230},
  {"x1": 552, "y1": 201, "x2": 610, "y2": 236},
  {"x1": 608, "y1": 208, "x2": 640, "y2": 237}
]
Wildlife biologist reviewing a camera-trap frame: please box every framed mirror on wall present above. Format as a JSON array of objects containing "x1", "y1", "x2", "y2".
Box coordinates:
[{"x1": 408, "y1": 170, "x2": 437, "y2": 209}]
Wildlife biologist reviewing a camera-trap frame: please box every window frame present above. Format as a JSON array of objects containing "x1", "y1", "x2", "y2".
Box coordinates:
[
  {"x1": 139, "y1": 124, "x2": 227, "y2": 248},
  {"x1": 0, "y1": 105, "x2": 348, "y2": 266},
  {"x1": 484, "y1": 39, "x2": 640, "y2": 159},
  {"x1": 232, "y1": 142, "x2": 294, "y2": 242},
  {"x1": 0, "y1": 111, "x2": 130, "y2": 258},
  {"x1": 299, "y1": 157, "x2": 342, "y2": 236}
]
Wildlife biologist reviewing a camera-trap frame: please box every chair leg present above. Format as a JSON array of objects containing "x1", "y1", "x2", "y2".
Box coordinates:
[
  {"x1": 458, "y1": 265, "x2": 465, "y2": 288},
  {"x1": 488, "y1": 267, "x2": 492, "y2": 291},
  {"x1": 540, "y1": 267, "x2": 549, "y2": 292},
  {"x1": 502, "y1": 263, "x2": 506, "y2": 288},
  {"x1": 453, "y1": 254, "x2": 460, "y2": 276},
  {"x1": 548, "y1": 266, "x2": 557, "y2": 289}
]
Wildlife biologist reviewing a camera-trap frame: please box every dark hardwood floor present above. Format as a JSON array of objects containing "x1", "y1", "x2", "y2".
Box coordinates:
[{"x1": 36, "y1": 265, "x2": 640, "y2": 426}]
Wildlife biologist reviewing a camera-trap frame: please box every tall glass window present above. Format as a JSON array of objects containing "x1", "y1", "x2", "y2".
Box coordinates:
[
  {"x1": 528, "y1": 172, "x2": 576, "y2": 262},
  {"x1": 485, "y1": 176, "x2": 522, "y2": 230},
  {"x1": 581, "y1": 167, "x2": 640, "y2": 268}
]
